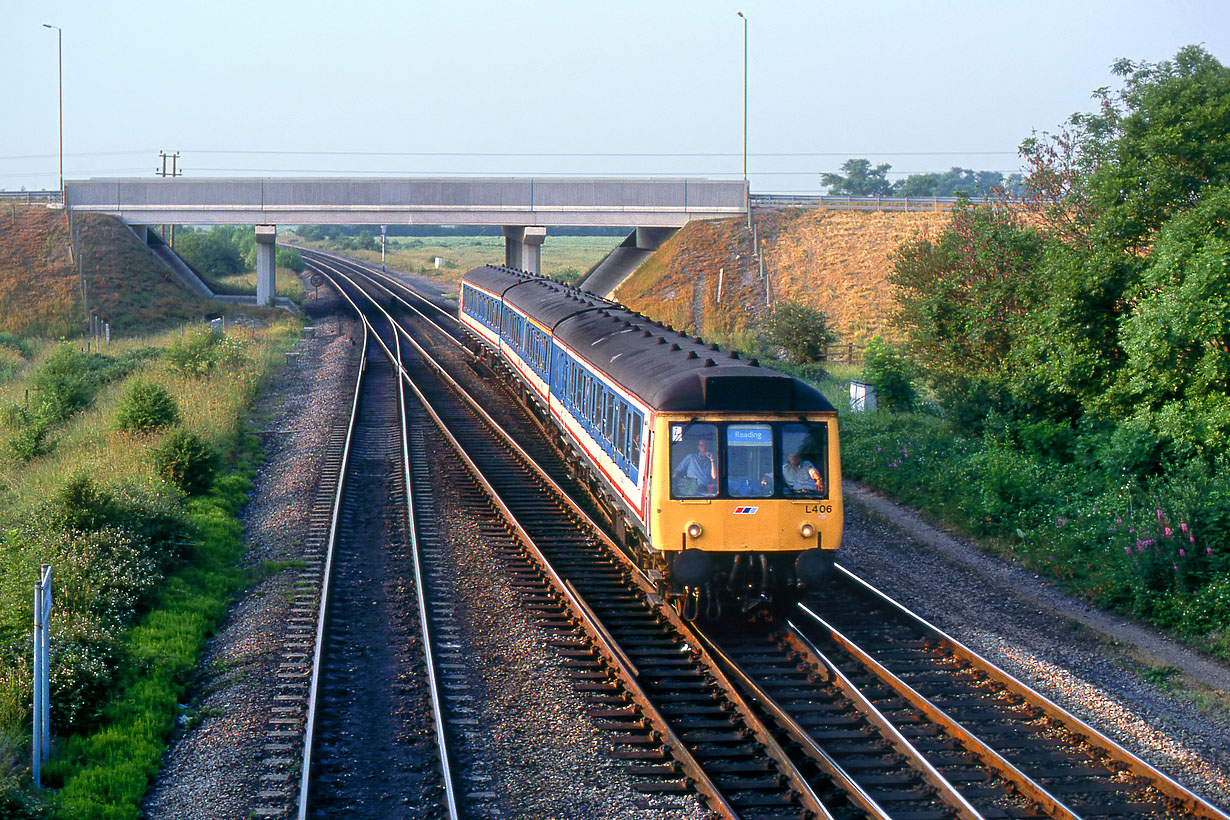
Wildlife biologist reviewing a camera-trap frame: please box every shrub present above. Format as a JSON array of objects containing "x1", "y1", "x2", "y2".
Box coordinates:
[
  {"x1": 1, "y1": 401, "x2": 57, "y2": 461},
  {"x1": 113, "y1": 380, "x2": 179, "y2": 433},
  {"x1": 166, "y1": 327, "x2": 247, "y2": 378},
  {"x1": 276, "y1": 246, "x2": 305, "y2": 273},
  {"x1": 152, "y1": 428, "x2": 218, "y2": 495},
  {"x1": 862, "y1": 336, "x2": 916, "y2": 412},
  {"x1": 0, "y1": 332, "x2": 32, "y2": 359}
]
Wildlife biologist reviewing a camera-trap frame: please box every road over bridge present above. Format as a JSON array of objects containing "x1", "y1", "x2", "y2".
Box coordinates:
[{"x1": 64, "y1": 176, "x2": 746, "y2": 304}]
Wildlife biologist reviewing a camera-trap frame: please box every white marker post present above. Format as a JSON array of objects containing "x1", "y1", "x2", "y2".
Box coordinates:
[{"x1": 32, "y1": 564, "x2": 52, "y2": 787}]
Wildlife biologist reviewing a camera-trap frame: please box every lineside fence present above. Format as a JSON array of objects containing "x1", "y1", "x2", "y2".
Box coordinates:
[
  {"x1": 0, "y1": 190, "x2": 61, "y2": 204},
  {"x1": 751, "y1": 193, "x2": 998, "y2": 212}
]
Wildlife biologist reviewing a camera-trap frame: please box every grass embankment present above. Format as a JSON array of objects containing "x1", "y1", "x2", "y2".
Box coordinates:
[
  {"x1": 0, "y1": 320, "x2": 300, "y2": 819},
  {"x1": 288, "y1": 234, "x2": 620, "y2": 287},
  {"x1": 0, "y1": 206, "x2": 220, "y2": 338},
  {"x1": 615, "y1": 209, "x2": 950, "y2": 350}
]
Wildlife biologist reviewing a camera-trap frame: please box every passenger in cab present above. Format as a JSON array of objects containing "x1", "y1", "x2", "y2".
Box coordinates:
[{"x1": 782, "y1": 452, "x2": 824, "y2": 496}]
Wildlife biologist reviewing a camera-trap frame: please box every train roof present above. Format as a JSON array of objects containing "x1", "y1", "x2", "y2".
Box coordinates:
[{"x1": 460, "y1": 266, "x2": 835, "y2": 414}]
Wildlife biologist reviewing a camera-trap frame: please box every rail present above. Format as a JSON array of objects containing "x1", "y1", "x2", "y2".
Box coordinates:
[{"x1": 296, "y1": 300, "x2": 369, "y2": 820}]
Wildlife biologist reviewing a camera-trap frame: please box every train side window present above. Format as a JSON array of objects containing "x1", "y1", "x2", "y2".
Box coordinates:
[
  {"x1": 781, "y1": 422, "x2": 829, "y2": 498},
  {"x1": 670, "y1": 423, "x2": 718, "y2": 498},
  {"x1": 615, "y1": 405, "x2": 627, "y2": 454},
  {"x1": 726, "y1": 424, "x2": 774, "y2": 498},
  {"x1": 628, "y1": 413, "x2": 642, "y2": 465}
]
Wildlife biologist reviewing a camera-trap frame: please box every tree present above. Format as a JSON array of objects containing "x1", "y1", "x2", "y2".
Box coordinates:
[
  {"x1": 890, "y1": 203, "x2": 1044, "y2": 380},
  {"x1": 1116, "y1": 185, "x2": 1230, "y2": 454},
  {"x1": 1014, "y1": 46, "x2": 1230, "y2": 424},
  {"x1": 821, "y1": 158, "x2": 893, "y2": 196},
  {"x1": 764, "y1": 301, "x2": 837, "y2": 365}
]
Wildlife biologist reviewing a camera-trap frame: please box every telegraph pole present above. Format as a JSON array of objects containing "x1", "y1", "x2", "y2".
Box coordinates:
[{"x1": 156, "y1": 151, "x2": 182, "y2": 246}]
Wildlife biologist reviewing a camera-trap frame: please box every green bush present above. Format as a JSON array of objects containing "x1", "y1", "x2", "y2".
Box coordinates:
[
  {"x1": 1, "y1": 401, "x2": 57, "y2": 461},
  {"x1": 166, "y1": 327, "x2": 247, "y2": 378},
  {"x1": 862, "y1": 336, "x2": 916, "y2": 412},
  {"x1": 113, "y1": 380, "x2": 179, "y2": 433},
  {"x1": 152, "y1": 428, "x2": 218, "y2": 495},
  {"x1": 276, "y1": 246, "x2": 305, "y2": 273}
]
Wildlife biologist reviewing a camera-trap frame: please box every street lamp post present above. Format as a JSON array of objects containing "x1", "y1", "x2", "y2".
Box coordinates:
[
  {"x1": 736, "y1": 11, "x2": 749, "y2": 228},
  {"x1": 42, "y1": 24, "x2": 62, "y2": 196}
]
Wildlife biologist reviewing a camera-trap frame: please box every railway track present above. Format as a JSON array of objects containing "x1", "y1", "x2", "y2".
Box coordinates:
[{"x1": 297, "y1": 249, "x2": 1229, "y2": 820}]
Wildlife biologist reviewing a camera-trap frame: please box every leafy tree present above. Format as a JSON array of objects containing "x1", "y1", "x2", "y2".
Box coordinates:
[
  {"x1": 1116, "y1": 185, "x2": 1230, "y2": 455},
  {"x1": 862, "y1": 336, "x2": 916, "y2": 412},
  {"x1": 1015, "y1": 45, "x2": 1230, "y2": 426},
  {"x1": 821, "y1": 158, "x2": 893, "y2": 196},
  {"x1": 890, "y1": 203, "x2": 1045, "y2": 379},
  {"x1": 175, "y1": 227, "x2": 248, "y2": 279},
  {"x1": 892, "y1": 167, "x2": 1019, "y2": 198},
  {"x1": 764, "y1": 301, "x2": 837, "y2": 364},
  {"x1": 276, "y1": 246, "x2": 305, "y2": 273}
]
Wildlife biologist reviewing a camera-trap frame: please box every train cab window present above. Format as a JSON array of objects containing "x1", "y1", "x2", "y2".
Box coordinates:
[
  {"x1": 726, "y1": 424, "x2": 774, "y2": 498},
  {"x1": 781, "y1": 422, "x2": 829, "y2": 499},
  {"x1": 670, "y1": 424, "x2": 718, "y2": 498}
]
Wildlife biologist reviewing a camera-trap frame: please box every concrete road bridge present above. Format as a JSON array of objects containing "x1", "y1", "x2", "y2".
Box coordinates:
[{"x1": 63, "y1": 177, "x2": 747, "y2": 304}]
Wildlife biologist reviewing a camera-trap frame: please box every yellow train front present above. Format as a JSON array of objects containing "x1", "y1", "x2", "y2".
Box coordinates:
[
  {"x1": 458, "y1": 265, "x2": 842, "y2": 618},
  {"x1": 649, "y1": 410, "x2": 841, "y2": 614}
]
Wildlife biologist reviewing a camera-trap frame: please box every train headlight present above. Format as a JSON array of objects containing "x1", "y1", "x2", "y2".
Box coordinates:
[
  {"x1": 800, "y1": 522, "x2": 816, "y2": 539},
  {"x1": 686, "y1": 522, "x2": 703, "y2": 539}
]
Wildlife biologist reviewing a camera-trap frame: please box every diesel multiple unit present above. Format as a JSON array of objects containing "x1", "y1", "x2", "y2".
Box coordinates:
[{"x1": 459, "y1": 265, "x2": 842, "y2": 614}]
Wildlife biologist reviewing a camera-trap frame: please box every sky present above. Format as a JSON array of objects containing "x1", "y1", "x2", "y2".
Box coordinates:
[{"x1": 4, "y1": 0, "x2": 1229, "y2": 195}]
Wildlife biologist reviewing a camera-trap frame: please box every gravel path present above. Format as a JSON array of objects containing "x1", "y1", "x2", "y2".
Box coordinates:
[{"x1": 839, "y1": 480, "x2": 1230, "y2": 811}]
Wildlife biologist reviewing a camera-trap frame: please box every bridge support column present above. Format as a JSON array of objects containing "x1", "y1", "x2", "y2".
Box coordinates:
[
  {"x1": 502, "y1": 226, "x2": 546, "y2": 275},
  {"x1": 255, "y1": 225, "x2": 277, "y2": 306}
]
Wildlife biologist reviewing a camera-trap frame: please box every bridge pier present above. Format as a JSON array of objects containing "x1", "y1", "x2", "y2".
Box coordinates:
[
  {"x1": 502, "y1": 226, "x2": 546, "y2": 275},
  {"x1": 255, "y1": 225, "x2": 277, "y2": 306}
]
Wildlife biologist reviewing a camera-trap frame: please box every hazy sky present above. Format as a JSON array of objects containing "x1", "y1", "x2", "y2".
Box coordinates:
[{"x1": 4, "y1": 0, "x2": 1228, "y2": 194}]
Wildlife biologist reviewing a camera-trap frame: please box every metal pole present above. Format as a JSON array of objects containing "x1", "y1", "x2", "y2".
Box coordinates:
[
  {"x1": 42, "y1": 25, "x2": 62, "y2": 196},
  {"x1": 737, "y1": 11, "x2": 749, "y2": 229},
  {"x1": 32, "y1": 564, "x2": 52, "y2": 787},
  {"x1": 32, "y1": 581, "x2": 41, "y2": 787}
]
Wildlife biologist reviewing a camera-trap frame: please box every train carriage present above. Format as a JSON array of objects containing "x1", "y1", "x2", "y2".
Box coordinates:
[{"x1": 459, "y1": 265, "x2": 842, "y2": 615}]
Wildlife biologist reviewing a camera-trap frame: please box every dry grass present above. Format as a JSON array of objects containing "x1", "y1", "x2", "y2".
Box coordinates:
[
  {"x1": 0, "y1": 206, "x2": 220, "y2": 338},
  {"x1": 614, "y1": 207, "x2": 951, "y2": 352}
]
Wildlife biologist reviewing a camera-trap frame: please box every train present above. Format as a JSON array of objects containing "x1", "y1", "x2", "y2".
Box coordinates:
[{"x1": 457, "y1": 265, "x2": 842, "y2": 617}]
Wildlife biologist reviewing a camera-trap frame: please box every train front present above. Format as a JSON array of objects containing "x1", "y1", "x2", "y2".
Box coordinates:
[{"x1": 642, "y1": 367, "x2": 843, "y2": 615}]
